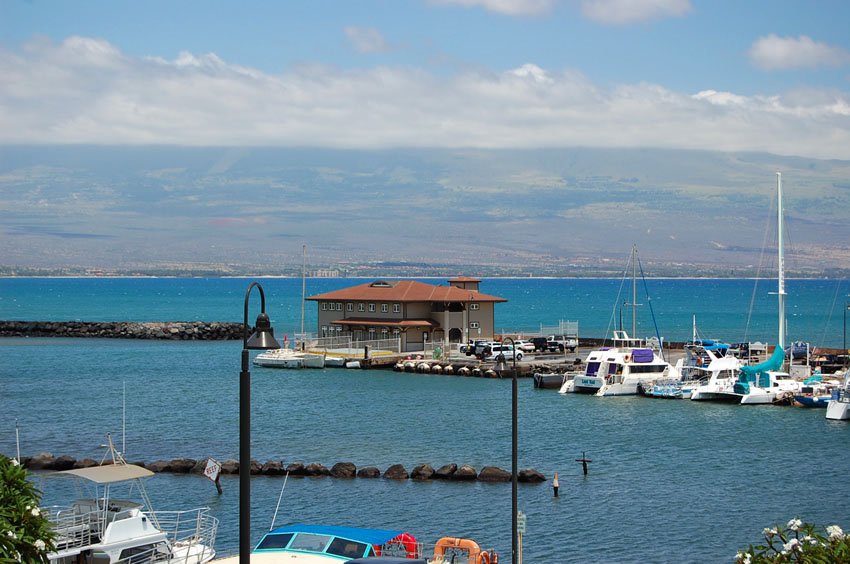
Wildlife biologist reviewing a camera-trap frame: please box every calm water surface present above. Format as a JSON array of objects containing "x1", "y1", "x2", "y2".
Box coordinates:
[{"x1": 2, "y1": 278, "x2": 850, "y2": 563}]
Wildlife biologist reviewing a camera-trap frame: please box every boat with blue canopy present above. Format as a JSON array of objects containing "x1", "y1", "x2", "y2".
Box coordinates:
[{"x1": 214, "y1": 524, "x2": 419, "y2": 563}]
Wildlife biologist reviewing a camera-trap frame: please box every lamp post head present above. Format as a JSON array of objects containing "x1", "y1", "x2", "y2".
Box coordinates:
[{"x1": 246, "y1": 312, "x2": 281, "y2": 350}]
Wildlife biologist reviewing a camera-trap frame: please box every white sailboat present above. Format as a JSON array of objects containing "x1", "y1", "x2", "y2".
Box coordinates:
[{"x1": 733, "y1": 173, "x2": 801, "y2": 405}]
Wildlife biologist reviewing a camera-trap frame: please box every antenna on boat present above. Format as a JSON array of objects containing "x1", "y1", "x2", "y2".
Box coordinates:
[
  {"x1": 270, "y1": 471, "x2": 290, "y2": 531},
  {"x1": 122, "y1": 380, "x2": 126, "y2": 456},
  {"x1": 300, "y1": 245, "x2": 307, "y2": 343}
]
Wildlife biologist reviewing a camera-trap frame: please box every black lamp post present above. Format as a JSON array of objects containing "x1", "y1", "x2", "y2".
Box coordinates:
[
  {"x1": 240, "y1": 282, "x2": 281, "y2": 564},
  {"x1": 496, "y1": 336, "x2": 519, "y2": 564}
]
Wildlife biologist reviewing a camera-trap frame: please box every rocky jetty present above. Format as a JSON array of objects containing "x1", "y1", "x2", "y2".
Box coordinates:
[
  {"x1": 0, "y1": 320, "x2": 243, "y2": 340},
  {"x1": 12, "y1": 453, "x2": 547, "y2": 483}
]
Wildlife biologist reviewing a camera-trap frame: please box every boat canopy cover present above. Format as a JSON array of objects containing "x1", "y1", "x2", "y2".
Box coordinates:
[
  {"x1": 266, "y1": 524, "x2": 411, "y2": 547},
  {"x1": 631, "y1": 348, "x2": 655, "y2": 363},
  {"x1": 739, "y1": 345, "x2": 784, "y2": 382},
  {"x1": 55, "y1": 464, "x2": 154, "y2": 484}
]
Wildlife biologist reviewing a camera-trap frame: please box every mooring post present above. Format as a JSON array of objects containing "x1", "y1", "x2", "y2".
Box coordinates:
[
  {"x1": 552, "y1": 472, "x2": 559, "y2": 497},
  {"x1": 575, "y1": 451, "x2": 592, "y2": 476}
]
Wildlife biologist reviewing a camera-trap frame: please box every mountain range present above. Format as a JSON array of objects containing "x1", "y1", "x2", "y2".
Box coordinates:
[{"x1": 1, "y1": 145, "x2": 849, "y2": 276}]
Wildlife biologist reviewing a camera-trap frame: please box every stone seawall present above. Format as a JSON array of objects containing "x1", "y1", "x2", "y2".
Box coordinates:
[
  {"x1": 11, "y1": 452, "x2": 547, "y2": 483},
  {"x1": 0, "y1": 320, "x2": 243, "y2": 340}
]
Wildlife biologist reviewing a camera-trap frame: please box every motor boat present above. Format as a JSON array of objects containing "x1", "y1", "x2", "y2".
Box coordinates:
[
  {"x1": 253, "y1": 348, "x2": 325, "y2": 369},
  {"x1": 44, "y1": 437, "x2": 217, "y2": 564},
  {"x1": 826, "y1": 370, "x2": 850, "y2": 421}
]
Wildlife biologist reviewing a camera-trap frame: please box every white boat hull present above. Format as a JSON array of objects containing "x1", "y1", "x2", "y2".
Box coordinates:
[
  {"x1": 573, "y1": 375, "x2": 603, "y2": 394},
  {"x1": 826, "y1": 400, "x2": 850, "y2": 420}
]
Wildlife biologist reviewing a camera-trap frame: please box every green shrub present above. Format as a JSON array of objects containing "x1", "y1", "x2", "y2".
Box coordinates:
[
  {"x1": 0, "y1": 456, "x2": 55, "y2": 563},
  {"x1": 736, "y1": 518, "x2": 850, "y2": 563}
]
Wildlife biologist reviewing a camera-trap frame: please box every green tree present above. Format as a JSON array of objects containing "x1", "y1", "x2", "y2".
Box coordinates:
[
  {"x1": 737, "y1": 518, "x2": 850, "y2": 563},
  {"x1": 0, "y1": 455, "x2": 55, "y2": 563}
]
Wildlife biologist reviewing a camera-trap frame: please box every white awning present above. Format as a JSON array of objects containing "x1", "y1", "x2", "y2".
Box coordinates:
[{"x1": 55, "y1": 464, "x2": 154, "y2": 484}]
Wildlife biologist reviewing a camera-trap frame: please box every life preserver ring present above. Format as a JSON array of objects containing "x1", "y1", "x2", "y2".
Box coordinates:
[
  {"x1": 434, "y1": 537, "x2": 482, "y2": 562},
  {"x1": 624, "y1": 354, "x2": 631, "y2": 362}
]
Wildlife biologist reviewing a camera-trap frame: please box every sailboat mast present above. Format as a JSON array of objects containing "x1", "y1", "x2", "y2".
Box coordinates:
[
  {"x1": 777, "y1": 172, "x2": 786, "y2": 351},
  {"x1": 632, "y1": 244, "x2": 637, "y2": 337},
  {"x1": 300, "y1": 245, "x2": 306, "y2": 339}
]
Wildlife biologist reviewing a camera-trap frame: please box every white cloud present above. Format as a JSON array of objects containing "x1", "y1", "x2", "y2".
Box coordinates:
[
  {"x1": 581, "y1": 0, "x2": 691, "y2": 25},
  {"x1": 2, "y1": 37, "x2": 850, "y2": 159},
  {"x1": 429, "y1": 0, "x2": 556, "y2": 16},
  {"x1": 344, "y1": 27, "x2": 389, "y2": 54},
  {"x1": 749, "y1": 34, "x2": 850, "y2": 70}
]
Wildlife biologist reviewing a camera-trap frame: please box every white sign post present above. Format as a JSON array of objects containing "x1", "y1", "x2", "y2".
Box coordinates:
[{"x1": 204, "y1": 458, "x2": 223, "y2": 494}]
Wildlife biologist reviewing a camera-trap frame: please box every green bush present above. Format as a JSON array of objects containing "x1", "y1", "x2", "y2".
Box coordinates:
[
  {"x1": 736, "y1": 518, "x2": 850, "y2": 563},
  {"x1": 0, "y1": 456, "x2": 55, "y2": 563}
]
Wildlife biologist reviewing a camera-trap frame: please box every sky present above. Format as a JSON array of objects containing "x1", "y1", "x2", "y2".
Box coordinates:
[{"x1": 2, "y1": 0, "x2": 850, "y2": 159}]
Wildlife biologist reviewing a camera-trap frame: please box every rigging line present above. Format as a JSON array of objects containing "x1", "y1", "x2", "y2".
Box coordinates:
[
  {"x1": 606, "y1": 248, "x2": 633, "y2": 344},
  {"x1": 637, "y1": 253, "x2": 665, "y2": 361},
  {"x1": 818, "y1": 279, "x2": 844, "y2": 350},
  {"x1": 744, "y1": 185, "x2": 776, "y2": 343}
]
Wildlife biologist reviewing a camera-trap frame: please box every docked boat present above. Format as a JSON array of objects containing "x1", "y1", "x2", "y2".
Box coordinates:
[
  {"x1": 687, "y1": 347, "x2": 743, "y2": 402},
  {"x1": 213, "y1": 524, "x2": 498, "y2": 564},
  {"x1": 826, "y1": 370, "x2": 850, "y2": 420},
  {"x1": 43, "y1": 438, "x2": 218, "y2": 564},
  {"x1": 253, "y1": 348, "x2": 325, "y2": 369},
  {"x1": 639, "y1": 378, "x2": 683, "y2": 399},
  {"x1": 592, "y1": 342, "x2": 674, "y2": 397},
  {"x1": 533, "y1": 371, "x2": 570, "y2": 389},
  {"x1": 730, "y1": 345, "x2": 801, "y2": 405},
  {"x1": 560, "y1": 348, "x2": 609, "y2": 394}
]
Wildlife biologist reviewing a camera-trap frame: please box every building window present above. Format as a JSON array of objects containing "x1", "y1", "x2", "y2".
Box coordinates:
[
  {"x1": 423, "y1": 332, "x2": 429, "y2": 341},
  {"x1": 381, "y1": 303, "x2": 388, "y2": 313},
  {"x1": 393, "y1": 328, "x2": 400, "y2": 335},
  {"x1": 347, "y1": 303, "x2": 353, "y2": 312},
  {"x1": 336, "y1": 303, "x2": 342, "y2": 311},
  {"x1": 321, "y1": 325, "x2": 327, "y2": 335},
  {"x1": 393, "y1": 303, "x2": 400, "y2": 313},
  {"x1": 469, "y1": 322, "x2": 480, "y2": 329},
  {"x1": 359, "y1": 303, "x2": 365, "y2": 312},
  {"x1": 368, "y1": 327, "x2": 376, "y2": 335},
  {"x1": 381, "y1": 327, "x2": 389, "y2": 335},
  {"x1": 369, "y1": 303, "x2": 376, "y2": 312},
  {"x1": 321, "y1": 303, "x2": 327, "y2": 311},
  {"x1": 470, "y1": 303, "x2": 480, "y2": 310}
]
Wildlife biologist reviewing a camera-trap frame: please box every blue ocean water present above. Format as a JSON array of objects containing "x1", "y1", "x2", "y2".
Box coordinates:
[
  {"x1": 2, "y1": 277, "x2": 850, "y2": 563},
  {"x1": 1, "y1": 277, "x2": 849, "y2": 347}
]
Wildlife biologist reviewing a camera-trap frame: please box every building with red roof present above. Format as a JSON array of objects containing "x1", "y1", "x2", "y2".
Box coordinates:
[{"x1": 306, "y1": 277, "x2": 506, "y2": 352}]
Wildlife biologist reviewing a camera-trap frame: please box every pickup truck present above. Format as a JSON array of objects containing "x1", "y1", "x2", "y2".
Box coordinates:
[{"x1": 532, "y1": 335, "x2": 578, "y2": 353}]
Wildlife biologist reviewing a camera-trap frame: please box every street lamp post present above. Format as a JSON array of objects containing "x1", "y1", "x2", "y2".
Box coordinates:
[
  {"x1": 240, "y1": 282, "x2": 281, "y2": 564},
  {"x1": 496, "y1": 336, "x2": 519, "y2": 564}
]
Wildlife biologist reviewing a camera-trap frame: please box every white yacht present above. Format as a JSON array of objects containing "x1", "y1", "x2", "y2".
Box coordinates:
[
  {"x1": 253, "y1": 348, "x2": 325, "y2": 369},
  {"x1": 593, "y1": 344, "x2": 674, "y2": 397},
  {"x1": 688, "y1": 348, "x2": 743, "y2": 402},
  {"x1": 44, "y1": 439, "x2": 217, "y2": 564}
]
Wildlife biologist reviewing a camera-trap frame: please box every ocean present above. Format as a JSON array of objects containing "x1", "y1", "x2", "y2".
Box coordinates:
[{"x1": 2, "y1": 277, "x2": 849, "y2": 563}]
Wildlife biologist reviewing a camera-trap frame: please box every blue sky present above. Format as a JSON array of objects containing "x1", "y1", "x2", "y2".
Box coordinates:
[{"x1": 2, "y1": 0, "x2": 850, "y2": 158}]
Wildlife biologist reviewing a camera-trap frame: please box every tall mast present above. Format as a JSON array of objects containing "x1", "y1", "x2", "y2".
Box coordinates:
[
  {"x1": 632, "y1": 244, "x2": 637, "y2": 337},
  {"x1": 777, "y1": 172, "x2": 786, "y2": 350},
  {"x1": 300, "y1": 244, "x2": 306, "y2": 339}
]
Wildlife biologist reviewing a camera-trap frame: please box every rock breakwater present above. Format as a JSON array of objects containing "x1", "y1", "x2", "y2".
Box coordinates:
[
  {"x1": 12, "y1": 452, "x2": 547, "y2": 483},
  {"x1": 0, "y1": 320, "x2": 243, "y2": 340}
]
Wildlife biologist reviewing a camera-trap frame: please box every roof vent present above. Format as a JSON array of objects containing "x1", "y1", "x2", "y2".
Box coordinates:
[{"x1": 369, "y1": 280, "x2": 394, "y2": 288}]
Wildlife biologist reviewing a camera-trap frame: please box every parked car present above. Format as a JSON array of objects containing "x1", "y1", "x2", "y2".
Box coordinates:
[
  {"x1": 460, "y1": 339, "x2": 489, "y2": 355},
  {"x1": 531, "y1": 336, "x2": 550, "y2": 352},
  {"x1": 512, "y1": 339, "x2": 535, "y2": 352},
  {"x1": 485, "y1": 343, "x2": 524, "y2": 361},
  {"x1": 547, "y1": 335, "x2": 577, "y2": 353}
]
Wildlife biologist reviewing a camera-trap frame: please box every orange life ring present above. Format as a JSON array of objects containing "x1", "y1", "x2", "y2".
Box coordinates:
[
  {"x1": 624, "y1": 354, "x2": 631, "y2": 362},
  {"x1": 479, "y1": 552, "x2": 490, "y2": 564},
  {"x1": 434, "y1": 537, "x2": 482, "y2": 564}
]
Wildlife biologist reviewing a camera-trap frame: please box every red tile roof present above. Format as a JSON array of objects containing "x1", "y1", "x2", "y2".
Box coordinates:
[{"x1": 306, "y1": 280, "x2": 506, "y2": 303}]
